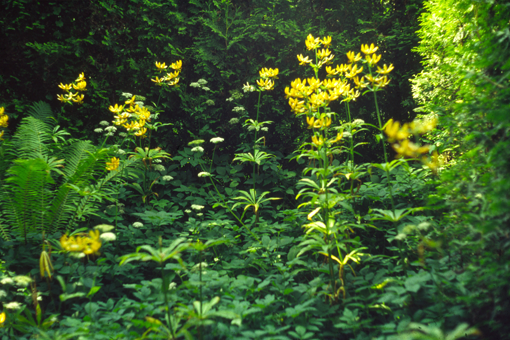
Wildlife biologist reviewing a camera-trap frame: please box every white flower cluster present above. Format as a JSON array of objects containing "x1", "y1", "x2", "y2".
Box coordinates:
[
  {"x1": 116, "y1": 149, "x2": 126, "y2": 155},
  {"x1": 105, "y1": 126, "x2": 117, "y2": 132},
  {"x1": 205, "y1": 99, "x2": 215, "y2": 106},
  {"x1": 162, "y1": 175, "x2": 174, "y2": 181},
  {"x1": 119, "y1": 132, "x2": 128, "y2": 137},
  {"x1": 226, "y1": 97, "x2": 234, "y2": 102},
  {"x1": 198, "y1": 172, "x2": 211, "y2": 177},
  {"x1": 229, "y1": 118, "x2": 239, "y2": 124},
  {"x1": 191, "y1": 146, "x2": 204, "y2": 153},
  {"x1": 261, "y1": 127, "x2": 268, "y2": 132},
  {"x1": 190, "y1": 82, "x2": 200, "y2": 88},
  {"x1": 132, "y1": 222, "x2": 144, "y2": 228},
  {"x1": 153, "y1": 164, "x2": 166, "y2": 172},
  {"x1": 232, "y1": 106, "x2": 245, "y2": 112},
  {"x1": 352, "y1": 119, "x2": 365, "y2": 125},
  {"x1": 210, "y1": 137, "x2": 224, "y2": 144},
  {"x1": 191, "y1": 204, "x2": 204, "y2": 210},
  {"x1": 198, "y1": 79, "x2": 208, "y2": 85},
  {"x1": 121, "y1": 92, "x2": 133, "y2": 99},
  {"x1": 94, "y1": 128, "x2": 103, "y2": 133},
  {"x1": 100, "y1": 121, "x2": 110, "y2": 126},
  {"x1": 100, "y1": 232, "x2": 116, "y2": 241}
]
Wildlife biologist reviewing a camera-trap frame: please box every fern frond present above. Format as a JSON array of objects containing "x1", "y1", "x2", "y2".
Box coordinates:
[
  {"x1": 27, "y1": 101, "x2": 55, "y2": 125},
  {"x1": 11, "y1": 117, "x2": 53, "y2": 159}
]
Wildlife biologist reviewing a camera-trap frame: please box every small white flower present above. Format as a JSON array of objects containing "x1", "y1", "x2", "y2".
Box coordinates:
[
  {"x1": 343, "y1": 131, "x2": 352, "y2": 138},
  {"x1": 247, "y1": 125, "x2": 256, "y2": 131},
  {"x1": 198, "y1": 172, "x2": 211, "y2": 177},
  {"x1": 191, "y1": 146, "x2": 204, "y2": 152},
  {"x1": 121, "y1": 92, "x2": 133, "y2": 99},
  {"x1": 205, "y1": 99, "x2": 215, "y2": 106},
  {"x1": 229, "y1": 118, "x2": 239, "y2": 124},
  {"x1": 4, "y1": 301, "x2": 22, "y2": 310},
  {"x1": 394, "y1": 233, "x2": 407, "y2": 241},
  {"x1": 197, "y1": 213, "x2": 203, "y2": 217},
  {"x1": 105, "y1": 126, "x2": 117, "y2": 132},
  {"x1": 191, "y1": 204, "x2": 204, "y2": 210},
  {"x1": 100, "y1": 121, "x2": 110, "y2": 126},
  {"x1": 352, "y1": 119, "x2": 365, "y2": 125},
  {"x1": 135, "y1": 101, "x2": 144, "y2": 107},
  {"x1": 0, "y1": 278, "x2": 14, "y2": 285},
  {"x1": 100, "y1": 232, "x2": 116, "y2": 241},
  {"x1": 202, "y1": 87, "x2": 210, "y2": 91},
  {"x1": 197, "y1": 79, "x2": 208, "y2": 85},
  {"x1": 232, "y1": 106, "x2": 245, "y2": 112},
  {"x1": 0, "y1": 290, "x2": 7, "y2": 298},
  {"x1": 210, "y1": 137, "x2": 224, "y2": 144},
  {"x1": 105, "y1": 132, "x2": 114, "y2": 137},
  {"x1": 94, "y1": 224, "x2": 115, "y2": 232},
  {"x1": 94, "y1": 128, "x2": 103, "y2": 133},
  {"x1": 226, "y1": 97, "x2": 234, "y2": 102},
  {"x1": 168, "y1": 282, "x2": 177, "y2": 290},
  {"x1": 153, "y1": 164, "x2": 166, "y2": 172},
  {"x1": 191, "y1": 262, "x2": 208, "y2": 273},
  {"x1": 152, "y1": 159, "x2": 162, "y2": 163},
  {"x1": 185, "y1": 209, "x2": 192, "y2": 213},
  {"x1": 116, "y1": 149, "x2": 126, "y2": 155},
  {"x1": 261, "y1": 127, "x2": 268, "y2": 132},
  {"x1": 162, "y1": 175, "x2": 174, "y2": 181},
  {"x1": 69, "y1": 252, "x2": 86, "y2": 259},
  {"x1": 119, "y1": 132, "x2": 128, "y2": 137},
  {"x1": 13, "y1": 276, "x2": 32, "y2": 287},
  {"x1": 132, "y1": 222, "x2": 144, "y2": 228},
  {"x1": 190, "y1": 82, "x2": 200, "y2": 88}
]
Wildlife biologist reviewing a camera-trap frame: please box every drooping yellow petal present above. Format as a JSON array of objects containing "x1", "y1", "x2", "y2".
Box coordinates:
[{"x1": 361, "y1": 43, "x2": 379, "y2": 55}]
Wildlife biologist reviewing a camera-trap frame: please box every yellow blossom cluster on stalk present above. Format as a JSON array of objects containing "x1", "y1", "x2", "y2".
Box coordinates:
[
  {"x1": 57, "y1": 72, "x2": 87, "y2": 104},
  {"x1": 286, "y1": 35, "x2": 395, "y2": 149},
  {"x1": 256, "y1": 67, "x2": 279, "y2": 91},
  {"x1": 384, "y1": 117, "x2": 441, "y2": 173},
  {"x1": 152, "y1": 60, "x2": 182, "y2": 86},
  {"x1": 60, "y1": 230, "x2": 102, "y2": 256},
  {"x1": 0, "y1": 107, "x2": 8, "y2": 140},
  {"x1": 109, "y1": 95, "x2": 152, "y2": 138}
]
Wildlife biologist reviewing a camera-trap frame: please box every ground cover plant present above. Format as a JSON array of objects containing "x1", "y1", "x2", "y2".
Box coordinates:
[{"x1": 1, "y1": 0, "x2": 509, "y2": 339}]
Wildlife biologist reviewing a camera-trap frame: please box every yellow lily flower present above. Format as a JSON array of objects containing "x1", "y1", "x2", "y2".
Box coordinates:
[
  {"x1": 311, "y1": 135, "x2": 324, "y2": 147},
  {"x1": 305, "y1": 34, "x2": 320, "y2": 50},
  {"x1": 73, "y1": 81, "x2": 87, "y2": 91},
  {"x1": 0, "y1": 107, "x2": 4, "y2": 115},
  {"x1": 0, "y1": 130, "x2": 5, "y2": 141},
  {"x1": 113, "y1": 118, "x2": 128, "y2": 126},
  {"x1": 109, "y1": 104, "x2": 124, "y2": 113},
  {"x1": 288, "y1": 97, "x2": 305, "y2": 113},
  {"x1": 57, "y1": 94, "x2": 67, "y2": 103},
  {"x1": 170, "y1": 60, "x2": 182, "y2": 70},
  {"x1": 134, "y1": 127, "x2": 147, "y2": 137},
  {"x1": 75, "y1": 72, "x2": 86, "y2": 82},
  {"x1": 125, "y1": 95, "x2": 136, "y2": 105},
  {"x1": 317, "y1": 48, "x2": 332, "y2": 60},
  {"x1": 151, "y1": 76, "x2": 164, "y2": 86},
  {"x1": 106, "y1": 157, "x2": 120, "y2": 171},
  {"x1": 167, "y1": 78, "x2": 180, "y2": 86},
  {"x1": 71, "y1": 94, "x2": 85, "y2": 104},
  {"x1": 58, "y1": 83, "x2": 72, "y2": 92},
  {"x1": 259, "y1": 67, "x2": 279, "y2": 79},
  {"x1": 123, "y1": 121, "x2": 140, "y2": 131},
  {"x1": 377, "y1": 64, "x2": 394, "y2": 75},
  {"x1": 306, "y1": 77, "x2": 322, "y2": 91},
  {"x1": 325, "y1": 66, "x2": 339, "y2": 76},
  {"x1": 346, "y1": 51, "x2": 362, "y2": 63},
  {"x1": 330, "y1": 132, "x2": 343, "y2": 143},
  {"x1": 344, "y1": 64, "x2": 363, "y2": 78},
  {"x1": 361, "y1": 43, "x2": 379, "y2": 55},
  {"x1": 155, "y1": 61, "x2": 167, "y2": 72},
  {"x1": 320, "y1": 36, "x2": 332, "y2": 48},
  {"x1": 165, "y1": 71, "x2": 180, "y2": 80},
  {"x1": 375, "y1": 75, "x2": 391, "y2": 87},
  {"x1": 256, "y1": 78, "x2": 274, "y2": 91},
  {"x1": 336, "y1": 64, "x2": 349, "y2": 73},
  {"x1": 0, "y1": 312, "x2": 5, "y2": 324},
  {"x1": 353, "y1": 76, "x2": 368, "y2": 89},
  {"x1": 366, "y1": 53, "x2": 381, "y2": 66},
  {"x1": 297, "y1": 54, "x2": 312, "y2": 65}
]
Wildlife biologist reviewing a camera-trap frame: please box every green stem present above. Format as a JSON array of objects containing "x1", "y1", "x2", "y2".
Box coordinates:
[
  {"x1": 253, "y1": 91, "x2": 262, "y2": 191},
  {"x1": 161, "y1": 262, "x2": 175, "y2": 339}
]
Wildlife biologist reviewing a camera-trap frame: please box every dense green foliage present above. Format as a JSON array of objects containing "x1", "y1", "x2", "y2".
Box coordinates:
[{"x1": 0, "y1": 0, "x2": 509, "y2": 339}]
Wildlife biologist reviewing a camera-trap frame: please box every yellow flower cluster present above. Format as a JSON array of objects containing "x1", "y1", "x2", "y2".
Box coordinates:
[
  {"x1": 0, "y1": 107, "x2": 8, "y2": 140},
  {"x1": 152, "y1": 60, "x2": 182, "y2": 86},
  {"x1": 256, "y1": 67, "x2": 279, "y2": 91},
  {"x1": 109, "y1": 95, "x2": 151, "y2": 138},
  {"x1": 384, "y1": 118, "x2": 441, "y2": 172},
  {"x1": 60, "y1": 230, "x2": 102, "y2": 256},
  {"x1": 57, "y1": 73, "x2": 87, "y2": 104}
]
